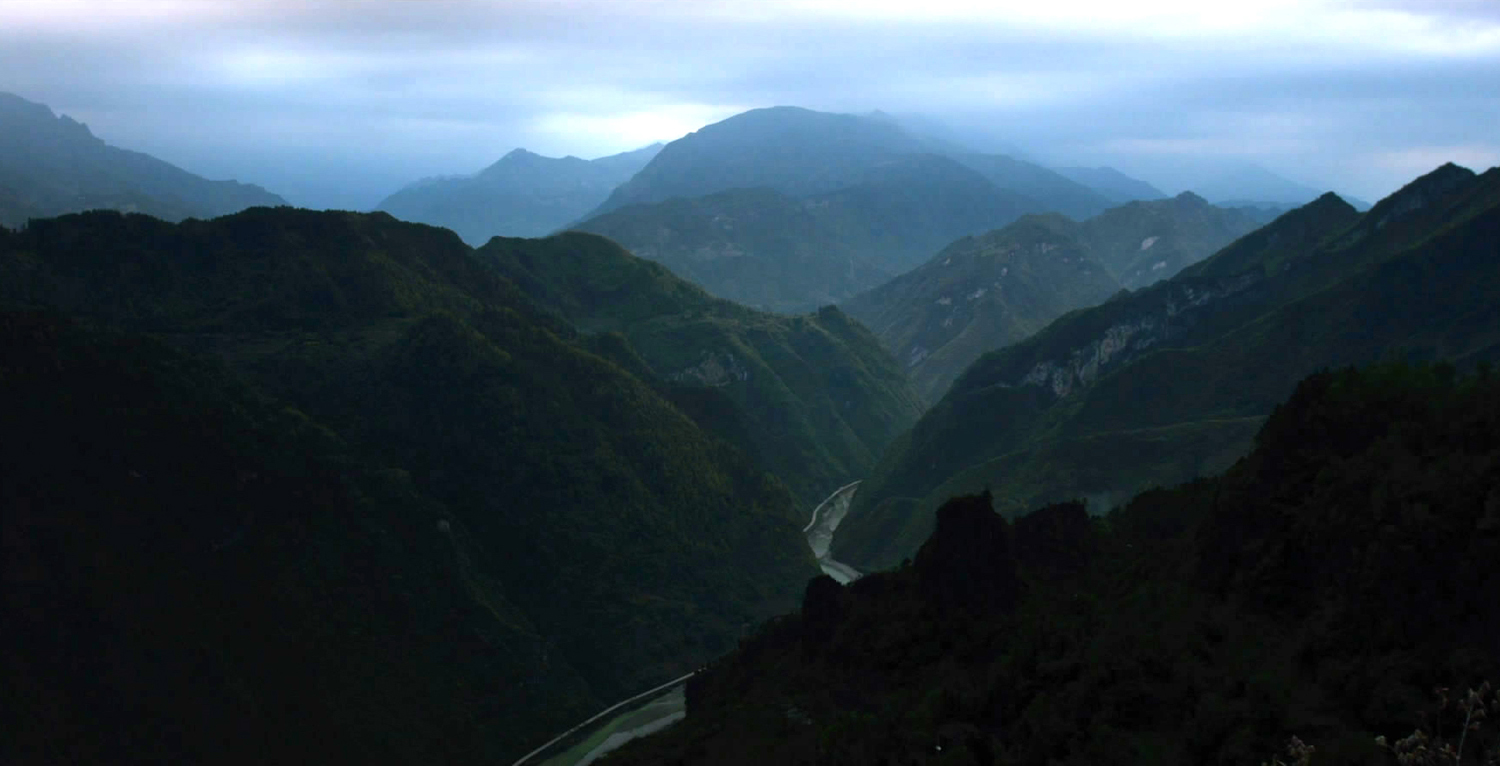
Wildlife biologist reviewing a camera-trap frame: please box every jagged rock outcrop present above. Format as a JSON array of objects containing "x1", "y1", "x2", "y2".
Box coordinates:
[
  {"x1": 1013, "y1": 500, "x2": 1096, "y2": 580},
  {"x1": 914, "y1": 492, "x2": 1021, "y2": 612}
]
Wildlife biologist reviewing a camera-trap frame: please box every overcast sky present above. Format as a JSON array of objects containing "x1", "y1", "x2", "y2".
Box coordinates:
[{"x1": 3, "y1": 0, "x2": 1497, "y2": 209}]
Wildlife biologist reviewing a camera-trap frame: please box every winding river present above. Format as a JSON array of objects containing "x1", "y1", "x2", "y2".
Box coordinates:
[
  {"x1": 804, "y1": 480, "x2": 864, "y2": 584},
  {"x1": 514, "y1": 480, "x2": 865, "y2": 765}
]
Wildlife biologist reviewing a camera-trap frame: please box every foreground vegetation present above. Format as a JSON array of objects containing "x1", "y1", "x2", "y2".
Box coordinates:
[
  {"x1": 0, "y1": 208, "x2": 829, "y2": 762},
  {"x1": 607, "y1": 362, "x2": 1500, "y2": 765}
]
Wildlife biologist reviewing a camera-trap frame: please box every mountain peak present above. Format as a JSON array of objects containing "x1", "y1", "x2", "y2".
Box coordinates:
[
  {"x1": 1361, "y1": 162, "x2": 1477, "y2": 231},
  {"x1": 1173, "y1": 190, "x2": 1209, "y2": 206},
  {"x1": 0, "y1": 92, "x2": 284, "y2": 227},
  {"x1": 0, "y1": 90, "x2": 55, "y2": 120},
  {"x1": 380, "y1": 143, "x2": 660, "y2": 242},
  {"x1": 0, "y1": 91, "x2": 97, "y2": 142}
]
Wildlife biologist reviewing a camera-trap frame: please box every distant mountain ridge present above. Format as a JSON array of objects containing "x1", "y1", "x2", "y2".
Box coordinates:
[
  {"x1": 842, "y1": 215, "x2": 1121, "y2": 402},
  {"x1": 1075, "y1": 191, "x2": 1268, "y2": 288},
  {"x1": 582, "y1": 106, "x2": 1113, "y2": 223},
  {"x1": 1054, "y1": 165, "x2": 1167, "y2": 203},
  {"x1": 584, "y1": 107, "x2": 943, "y2": 218},
  {"x1": 0, "y1": 91, "x2": 286, "y2": 228},
  {"x1": 1187, "y1": 161, "x2": 1325, "y2": 205},
  {"x1": 949, "y1": 153, "x2": 1113, "y2": 220},
  {"x1": 835, "y1": 163, "x2": 1500, "y2": 571},
  {"x1": 842, "y1": 192, "x2": 1268, "y2": 402},
  {"x1": 571, "y1": 107, "x2": 1121, "y2": 312},
  {"x1": 376, "y1": 143, "x2": 661, "y2": 244},
  {"x1": 573, "y1": 153, "x2": 1047, "y2": 312}
]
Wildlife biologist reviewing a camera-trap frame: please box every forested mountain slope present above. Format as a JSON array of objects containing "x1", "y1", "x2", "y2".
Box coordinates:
[
  {"x1": 0, "y1": 208, "x2": 820, "y2": 762},
  {"x1": 477, "y1": 231, "x2": 926, "y2": 510},
  {"x1": 606, "y1": 363, "x2": 1500, "y2": 766},
  {"x1": 837, "y1": 163, "x2": 1500, "y2": 570}
]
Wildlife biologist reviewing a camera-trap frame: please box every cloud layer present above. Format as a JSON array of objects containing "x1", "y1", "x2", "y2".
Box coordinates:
[{"x1": 3, "y1": 0, "x2": 1496, "y2": 207}]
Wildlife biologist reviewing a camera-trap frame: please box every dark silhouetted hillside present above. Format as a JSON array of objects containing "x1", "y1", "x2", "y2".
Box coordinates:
[
  {"x1": 603, "y1": 363, "x2": 1500, "y2": 766},
  {"x1": 0, "y1": 208, "x2": 820, "y2": 762}
]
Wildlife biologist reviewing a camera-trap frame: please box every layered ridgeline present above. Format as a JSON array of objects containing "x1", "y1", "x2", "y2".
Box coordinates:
[
  {"x1": 842, "y1": 193, "x2": 1266, "y2": 403},
  {"x1": 947, "y1": 152, "x2": 1113, "y2": 221},
  {"x1": 0, "y1": 92, "x2": 285, "y2": 228},
  {"x1": 572, "y1": 187, "x2": 889, "y2": 313},
  {"x1": 568, "y1": 108, "x2": 1118, "y2": 311},
  {"x1": 375, "y1": 143, "x2": 661, "y2": 244},
  {"x1": 476, "y1": 231, "x2": 926, "y2": 511},
  {"x1": 837, "y1": 163, "x2": 1500, "y2": 571},
  {"x1": 841, "y1": 216, "x2": 1120, "y2": 403},
  {"x1": 1075, "y1": 192, "x2": 1269, "y2": 288},
  {"x1": 584, "y1": 106, "x2": 1111, "y2": 222},
  {"x1": 605, "y1": 364, "x2": 1500, "y2": 766},
  {"x1": 0, "y1": 208, "x2": 821, "y2": 763},
  {"x1": 585, "y1": 106, "x2": 952, "y2": 216},
  {"x1": 573, "y1": 154, "x2": 1041, "y2": 312},
  {"x1": 1053, "y1": 165, "x2": 1167, "y2": 204}
]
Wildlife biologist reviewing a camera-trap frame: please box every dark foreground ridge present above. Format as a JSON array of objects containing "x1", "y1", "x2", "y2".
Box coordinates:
[
  {"x1": 606, "y1": 363, "x2": 1500, "y2": 766},
  {"x1": 0, "y1": 207, "x2": 827, "y2": 763}
]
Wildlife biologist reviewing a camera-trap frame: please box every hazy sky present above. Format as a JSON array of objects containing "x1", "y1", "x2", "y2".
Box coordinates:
[{"x1": 3, "y1": 0, "x2": 1497, "y2": 208}]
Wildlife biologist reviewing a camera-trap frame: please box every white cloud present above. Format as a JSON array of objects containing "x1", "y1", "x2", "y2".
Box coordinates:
[
  {"x1": 2, "y1": 0, "x2": 1496, "y2": 204},
  {"x1": 529, "y1": 104, "x2": 749, "y2": 156}
]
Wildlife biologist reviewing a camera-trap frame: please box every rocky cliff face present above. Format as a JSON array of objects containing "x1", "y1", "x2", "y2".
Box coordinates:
[{"x1": 1006, "y1": 272, "x2": 1263, "y2": 399}]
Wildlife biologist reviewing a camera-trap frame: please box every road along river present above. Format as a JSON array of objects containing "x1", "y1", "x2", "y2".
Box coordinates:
[{"x1": 513, "y1": 480, "x2": 866, "y2": 764}]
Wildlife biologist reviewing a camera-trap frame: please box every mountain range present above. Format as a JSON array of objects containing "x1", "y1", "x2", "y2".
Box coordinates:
[
  {"x1": 834, "y1": 162, "x2": 1500, "y2": 572},
  {"x1": 572, "y1": 153, "x2": 1046, "y2": 312},
  {"x1": 1054, "y1": 165, "x2": 1168, "y2": 203},
  {"x1": 568, "y1": 107, "x2": 1144, "y2": 313},
  {"x1": 4, "y1": 88, "x2": 1488, "y2": 766},
  {"x1": 841, "y1": 192, "x2": 1270, "y2": 402},
  {"x1": 0, "y1": 91, "x2": 285, "y2": 228},
  {"x1": 375, "y1": 143, "x2": 662, "y2": 244}
]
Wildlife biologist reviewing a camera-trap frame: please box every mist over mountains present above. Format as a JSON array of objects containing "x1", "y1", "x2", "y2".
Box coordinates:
[
  {"x1": 0, "y1": 92, "x2": 284, "y2": 227},
  {"x1": 375, "y1": 143, "x2": 662, "y2": 244},
  {"x1": 2, "y1": 60, "x2": 1498, "y2": 766}
]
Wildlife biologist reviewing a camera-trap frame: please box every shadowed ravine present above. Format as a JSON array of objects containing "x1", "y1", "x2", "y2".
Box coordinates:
[{"x1": 513, "y1": 483, "x2": 866, "y2": 765}]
